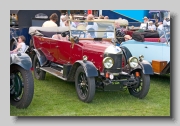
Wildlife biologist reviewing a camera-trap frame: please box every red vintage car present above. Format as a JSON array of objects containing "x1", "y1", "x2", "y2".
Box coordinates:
[{"x1": 29, "y1": 20, "x2": 153, "y2": 103}]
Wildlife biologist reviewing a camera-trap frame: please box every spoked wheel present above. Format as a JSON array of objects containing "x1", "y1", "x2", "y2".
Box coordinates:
[
  {"x1": 10, "y1": 65, "x2": 34, "y2": 109},
  {"x1": 33, "y1": 55, "x2": 46, "y2": 80},
  {"x1": 128, "y1": 70, "x2": 150, "y2": 99},
  {"x1": 75, "y1": 66, "x2": 95, "y2": 103}
]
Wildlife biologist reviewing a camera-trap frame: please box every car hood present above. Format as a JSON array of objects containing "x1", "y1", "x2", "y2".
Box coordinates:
[
  {"x1": 79, "y1": 40, "x2": 113, "y2": 53},
  {"x1": 76, "y1": 40, "x2": 123, "y2": 72}
]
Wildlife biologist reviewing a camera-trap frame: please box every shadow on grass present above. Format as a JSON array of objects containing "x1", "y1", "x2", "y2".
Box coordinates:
[{"x1": 150, "y1": 74, "x2": 170, "y2": 83}]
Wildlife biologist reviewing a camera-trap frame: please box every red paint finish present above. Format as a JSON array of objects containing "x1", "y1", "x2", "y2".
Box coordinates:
[
  {"x1": 79, "y1": 40, "x2": 112, "y2": 72},
  {"x1": 33, "y1": 36, "x2": 112, "y2": 72}
]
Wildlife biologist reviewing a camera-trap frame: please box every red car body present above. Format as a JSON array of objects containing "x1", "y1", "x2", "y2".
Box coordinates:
[
  {"x1": 29, "y1": 20, "x2": 153, "y2": 103},
  {"x1": 33, "y1": 36, "x2": 113, "y2": 72}
]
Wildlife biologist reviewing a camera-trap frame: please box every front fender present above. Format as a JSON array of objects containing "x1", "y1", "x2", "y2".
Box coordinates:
[
  {"x1": 10, "y1": 53, "x2": 32, "y2": 70},
  {"x1": 67, "y1": 60, "x2": 98, "y2": 81},
  {"x1": 121, "y1": 46, "x2": 132, "y2": 62},
  {"x1": 78, "y1": 60, "x2": 98, "y2": 77},
  {"x1": 138, "y1": 60, "x2": 154, "y2": 75}
]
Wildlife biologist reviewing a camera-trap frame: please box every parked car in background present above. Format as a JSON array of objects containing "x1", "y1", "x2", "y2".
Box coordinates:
[
  {"x1": 10, "y1": 10, "x2": 61, "y2": 62},
  {"x1": 10, "y1": 51, "x2": 34, "y2": 109},
  {"x1": 121, "y1": 26, "x2": 170, "y2": 75},
  {"x1": 29, "y1": 19, "x2": 153, "y2": 103}
]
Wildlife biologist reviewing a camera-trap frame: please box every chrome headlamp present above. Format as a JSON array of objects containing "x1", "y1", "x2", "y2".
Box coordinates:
[
  {"x1": 128, "y1": 57, "x2": 138, "y2": 68},
  {"x1": 103, "y1": 57, "x2": 114, "y2": 69}
]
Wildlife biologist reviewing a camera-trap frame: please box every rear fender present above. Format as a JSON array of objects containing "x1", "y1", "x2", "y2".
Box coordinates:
[{"x1": 33, "y1": 49, "x2": 47, "y2": 66}]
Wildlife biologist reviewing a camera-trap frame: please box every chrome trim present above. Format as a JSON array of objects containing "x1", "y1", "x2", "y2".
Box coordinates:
[
  {"x1": 104, "y1": 45, "x2": 123, "y2": 54},
  {"x1": 57, "y1": 65, "x2": 63, "y2": 68}
]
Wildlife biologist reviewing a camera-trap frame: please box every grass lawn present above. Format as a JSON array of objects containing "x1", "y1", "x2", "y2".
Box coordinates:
[{"x1": 10, "y1": 72, "x2": 170, "y2": 116}]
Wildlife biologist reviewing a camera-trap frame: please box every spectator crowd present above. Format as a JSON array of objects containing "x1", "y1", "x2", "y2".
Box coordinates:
[{"x1": 41, "y1": 12, "x2": 170, "y2": 44}]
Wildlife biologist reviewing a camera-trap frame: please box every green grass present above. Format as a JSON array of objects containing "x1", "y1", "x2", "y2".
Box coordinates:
[{"x1": 10, "y1": 73, "x2": 170, "y2": 116}]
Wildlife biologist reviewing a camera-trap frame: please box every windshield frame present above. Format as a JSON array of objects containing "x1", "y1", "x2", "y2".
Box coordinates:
[
  {"x1": 68, "y1": 19, "x2": 116, "y2": 40},
  {"x1": 160, "y1": 25, "x2": 170, "y2": 42}
]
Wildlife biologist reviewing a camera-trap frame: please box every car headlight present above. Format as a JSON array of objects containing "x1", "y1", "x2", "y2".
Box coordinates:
[
  {"x1": 128, "y1": 57, "x2": 138, "y2": 68},
  {"x1": 103, "y1": 57, "x2": 114, "y2": 69}
]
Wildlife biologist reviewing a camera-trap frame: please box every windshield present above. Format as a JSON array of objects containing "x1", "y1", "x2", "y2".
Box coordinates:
[
  {"x1": 158, "y1": 25, "x2": 170, "y2": 42},
  {"x1": 69, "y1": 20, "x2": 115, "y2": 39}
]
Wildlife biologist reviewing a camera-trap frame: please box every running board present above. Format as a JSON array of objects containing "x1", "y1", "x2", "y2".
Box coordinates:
[{"x1": 40, "y1": 67, "x2": 67, "y2": 81}]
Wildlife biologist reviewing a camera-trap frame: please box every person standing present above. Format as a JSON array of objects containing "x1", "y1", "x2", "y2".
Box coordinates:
[
  {"x1": 42, "y1": 13, "x2": 58, "y2": 27},
  {"x1": 86, "y1": 14, "x2": 98, "y2": 37},
  {"x1": 140, "y1": 16, "x2": 149, "y2": 30}
]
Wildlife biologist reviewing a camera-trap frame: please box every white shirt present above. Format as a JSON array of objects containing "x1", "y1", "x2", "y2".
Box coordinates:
[
  {"x1": 157, "y1": 24, "x2": 163, "y2": 31},
  {"x1": 148, "y1": 24, "x2": 156, "y2": 30},
  {"x1": 163, "y1": 20, "x2": 170, "y2": 26},
  {"x1": 86, "y1": 22, "x2": 98, "y2": 37},
  {"x1": 140, "y1": 23, "x2": 148, "y2": 30},
  {"x1": 18, "y1": 42, "x2": 27, "y2": 53},
  {"x1": 42, "y1": 20, "x2": 58, "y2": 27},
  {"x1": 60, "y1": 21, "x2": 65, "y2": 27},
  {"x1": 60, "y1": 15, "x2": 65, "y2": 26},
  {"x1": 71, "y1": 22, "x2": 77, "y2": 28}
]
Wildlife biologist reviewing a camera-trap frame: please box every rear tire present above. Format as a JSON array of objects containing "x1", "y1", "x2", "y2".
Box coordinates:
[
  {"x1": 33, "y1": 55, "x2": 46, "y2": 80},
  {"x1": 75, "y1": 66, "x2": 95, "y2": 103},
  {"x1": 10, "y1": 65, "x2": 34, "y2": 109}
]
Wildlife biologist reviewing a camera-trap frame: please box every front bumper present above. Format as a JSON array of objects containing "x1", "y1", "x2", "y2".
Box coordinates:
[{"x1": 102, "y1": 71, "x2": 139, "y2": 91}]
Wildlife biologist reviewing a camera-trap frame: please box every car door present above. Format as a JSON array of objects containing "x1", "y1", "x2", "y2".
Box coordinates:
[
  {"x1": 70, "y1": 43, "x2": 83, "y2": 64},
  {"x1": 56, "y1": 40, "x2": 72, "y2": 64},
  {"x1": 142, "y1": 41, "x2": 163, "y2": 63},
  {"x1": 49, "y1": 38, "x2": 59, "y2": 62}
]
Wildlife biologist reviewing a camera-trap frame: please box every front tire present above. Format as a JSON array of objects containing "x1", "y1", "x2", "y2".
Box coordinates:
[
  {"x1": 33, "y1": 55, "x2": 46, "y2": 80},
  {"x1": 128, "y1": 70, "x2": 150, "y2": 99},
  {"x1": 10, "y1": 65, "x2": 34, "y2": 109},
  {"x1": 75, "y1": 66, "x2": 95, "y2": 103}
]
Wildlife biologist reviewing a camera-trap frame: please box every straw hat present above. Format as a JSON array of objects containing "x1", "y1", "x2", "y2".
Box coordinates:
[
  {"x1": 149, "y1": 21, "x2": 153, "y2": 24},
  {"x1": 143, "y1": 16, "x2": 148, "y2": 19}
]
